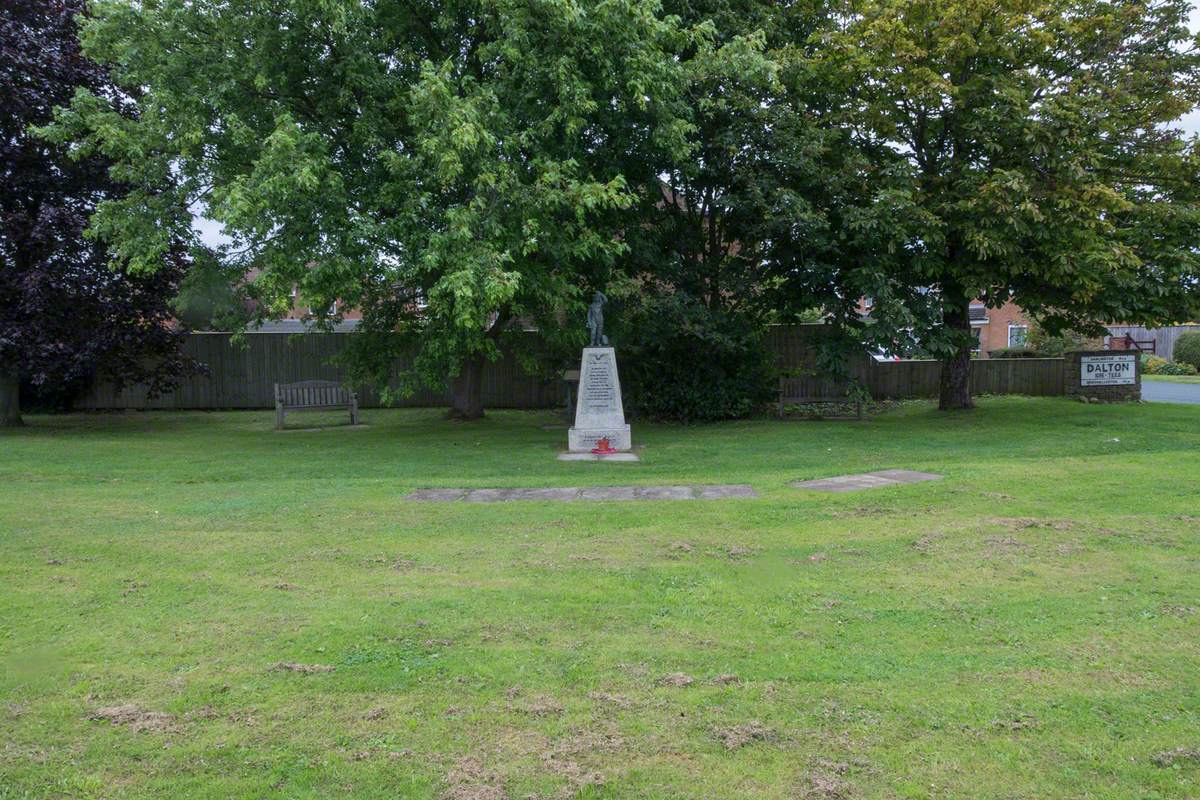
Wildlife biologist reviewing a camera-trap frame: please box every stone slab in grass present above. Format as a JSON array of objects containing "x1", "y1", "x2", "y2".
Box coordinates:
[
  {"x1": 403, "y1": 484, "x2": 758, "y2": 502},
  {"x1": 696, "y1": 484, "x2": 759, "y2": 499},
  {"x1": 404, "y1": 488, "x2": 468, "y2": 501},
  {"x1": 578, "y1": 486, "x2": 638, "y2": 501},
  {"x1": 791, "y1": 470, "x2": 943, "y2": 493},
  {"x1": 556, "y1": 451, "x2": 641, "y2": 462}
]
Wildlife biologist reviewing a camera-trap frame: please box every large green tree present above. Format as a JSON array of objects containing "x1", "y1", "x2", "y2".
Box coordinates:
[
  {"x1": 627, "y1": 0, "x2": 866, "y2": 319},
  {"x1": 608, "y1": 0, "x2": 892, "y2": 415},
  {"x1": 819, "y1": 0, "x2": 1200, "y2": 409},
  {"x1": 46, "y1": 0, "x2": 691, "y2": 418},
  {"x1": 2, "y1": 0, "x2": 198, "y2": 427}
]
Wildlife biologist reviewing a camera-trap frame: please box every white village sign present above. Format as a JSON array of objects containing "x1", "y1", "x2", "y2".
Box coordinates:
[{"x1": 1080, "y1": 354, "x2": 1136, "y2": 387}]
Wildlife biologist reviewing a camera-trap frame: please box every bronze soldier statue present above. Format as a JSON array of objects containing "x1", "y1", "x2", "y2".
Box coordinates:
[{"x1": 586, "y1": 291, "x2": 609, "y2": 347}]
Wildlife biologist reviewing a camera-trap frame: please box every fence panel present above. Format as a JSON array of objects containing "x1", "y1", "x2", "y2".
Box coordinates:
[
  {"x1": 79, "y1": 325, "x2": 1067, "y2": 410},
  {"x1": 78, "y1": 333, "x2": 559, "y2": 410},
  {"x1": 1107, "y1": 325, "x2": 1200, "y2": 361},
  {"x1": 865, "y1": 357, "x2": 1063, "y2": 398}
]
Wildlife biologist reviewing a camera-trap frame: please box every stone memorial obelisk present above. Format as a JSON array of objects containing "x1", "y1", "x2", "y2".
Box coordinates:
[{"x1": 568, "y1": 293, "x2": 631, "y2": 453}]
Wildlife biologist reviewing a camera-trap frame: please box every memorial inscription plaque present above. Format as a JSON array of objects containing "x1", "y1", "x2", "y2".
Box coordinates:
[{"x1": 567, "y1": 347, "x2": 631, "y2": 452}]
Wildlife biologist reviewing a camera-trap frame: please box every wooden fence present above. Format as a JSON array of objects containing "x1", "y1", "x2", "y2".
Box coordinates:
[
  {"x1": 866, "y1": 357, "x2": 1064, "y2": 398},
  {"x1": 1107, "y1": 325, "x2": 1200, "y2": 361},
  {"x1": 765, "y1": 324, "x2": 1064, "y2": 398},
  {"x1": 79, "y1": 325, "x2": 1066, "y2": 410},
  {"x1": 79, "y1": 332, "x2": 560, "y2": 410}
]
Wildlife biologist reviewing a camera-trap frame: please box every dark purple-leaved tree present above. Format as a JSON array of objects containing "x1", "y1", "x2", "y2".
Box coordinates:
[{"x1": 1, "y1": 0, "x2": 195, "y2": 426}]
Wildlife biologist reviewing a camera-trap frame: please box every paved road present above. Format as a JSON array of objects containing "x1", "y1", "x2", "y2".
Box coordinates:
[{"x1": 1142, "y1": 380, "x2": 1200, "y2": 404}]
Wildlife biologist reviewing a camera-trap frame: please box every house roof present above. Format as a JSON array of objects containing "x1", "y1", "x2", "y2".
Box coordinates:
[{"x1": 245, "y1": 319, "x2": 361, "y2": 333}]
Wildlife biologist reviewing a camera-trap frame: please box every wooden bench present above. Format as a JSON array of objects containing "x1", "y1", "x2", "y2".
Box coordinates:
[
  {"x1": 274, "y1": 380, "x2": 359, "y2": 429},
  {"x1": 778, "y1": 375, "x2": 863, "y2": 420}
]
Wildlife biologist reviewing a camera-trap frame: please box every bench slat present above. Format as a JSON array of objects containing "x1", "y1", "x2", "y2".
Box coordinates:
[{"x1": 274, "y1": 381, "x2": 357, "y2": 412}]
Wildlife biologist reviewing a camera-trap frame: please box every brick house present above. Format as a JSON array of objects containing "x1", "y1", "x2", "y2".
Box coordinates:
[
  {"x1": 969, "y1": 300, "x2": 1032, "y2": 356},
  {"x1": 283, "y1": 284, "x2": 363, "y2": 322},
  {"x1": 861, "y1": 297, "x2": 1033, "y2": 358}
]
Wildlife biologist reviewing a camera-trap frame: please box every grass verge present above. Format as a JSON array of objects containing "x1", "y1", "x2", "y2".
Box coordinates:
[{"x1": 2, "y1": 398, "x2": 1198, "y2": 798}]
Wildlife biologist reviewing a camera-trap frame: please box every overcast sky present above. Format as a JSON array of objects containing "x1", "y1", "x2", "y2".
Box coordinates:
[
  {"x1": 193, "y1": 10, "x2": 1200, "y2": 247},
  {"x1": 1180, "y1": 7, "x2": 1200, "y2": 135}
]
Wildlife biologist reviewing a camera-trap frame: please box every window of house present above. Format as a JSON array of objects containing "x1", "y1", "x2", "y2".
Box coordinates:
[
  {"x1": 970, "y1": 327, "x2": 982, "y2": 355},
  {"x1": 1008, "y1": 324, "x2": 1029, "y2": 347},
  {"x1": 308, "y1": 300, "x2": 337, "y2": 316}
]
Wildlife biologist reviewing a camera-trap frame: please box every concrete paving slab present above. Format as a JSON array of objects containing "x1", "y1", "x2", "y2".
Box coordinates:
[
  {"x1": 791, "y1": 469, "x2": 944, "y2": 493},
  {"x1": 635, "y1": 486, "x2": 696, "y2": 500},
  {"x1": 695, "y1": 484, "x2": 758, "y2": 499},
  {"x1": 464, "y1": 488, "x2": 517, "y2": 503},
  {"x1": 578, "y1": 486, "x2": 639, "y2": 501},
  {"x1": 406, "y1": 484, "x2": 760, "y2": 502},
  {"x1": 404, "y1": 488, "x2": 468, "y2": 501},
  {"x1": 870, "y1": 469, "x2": 944, "y2": 484},
  {"x1": 508, "y1": 487, "x2": 582, "y2": 501}
]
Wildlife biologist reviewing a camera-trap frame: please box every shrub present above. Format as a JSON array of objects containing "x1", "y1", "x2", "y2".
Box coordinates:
[
  {"x1": 1142, "y1": 355, "x2": 1198, "y2": 375},
  {"x1": 989, "y1": 347, "x2": 1043, "y2": 359},
  {"x1": 1173, "y1": 332, "x2": 1200, "y2": 370},
  {"x1": 1027, "y1": 327, "x2": 1102, "y2": 357},
  {"x1": 611, "y1": 292, "x2": 776, "y2": 422},
  {"x1": 1142, "y1": 355, "x2": 1168, "y2": 373},
  {"x1": 1154, "y1": 360, "x2": 1198, "y2": 376}
]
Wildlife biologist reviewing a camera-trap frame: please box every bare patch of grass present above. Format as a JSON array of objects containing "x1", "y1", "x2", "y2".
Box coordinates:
[
  {"x1": 712, "y1": 721, "x2": 776, "y2": 750},
  {"x1": 724, "y1": 545, "x2": 758, "y2": 559},
  {"x1": 985, "y1": 535, "x2": 1032, "y2": 555},
  {"x1": 992, "y1": 712, "x2": 1039, "y2": 732},
  {"x1": 443, "y1": 757, "x2": 508, "y2": 800},
  {"x1": 1151, "y1": 747, "x2": 1200, "y2": 768},
  {"x1": 798, "y1": 768, "x2": 854, "y2": 799},
  {"x1": 913, "y1": 533, "x2": 942, "y2": 554},
  {"x1": 272, "y1": 662, "x2": 334, "y2": 674},
  {"x1": 657, "y1": 672, "x2": 694, "y2": 688},
  {"x1": 538, "y1": 729, "x2": 623, "y2": 797},
  {"x1": 510, "y1": 695, "x2": 564, "y2": 717},
  {"x1": 587, "y1": 691, "x2": 633, "y2": 709},
  {"x1": 88, "y1": 704, "x2": 176, "y2": 733}
]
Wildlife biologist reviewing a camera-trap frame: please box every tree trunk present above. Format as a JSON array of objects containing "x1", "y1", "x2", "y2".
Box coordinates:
[
  {"x1": 0, "y1": 367, "x2": 23, "y2": 427},
  {"x1": 447, "y1": 353, "x2": 485, "y2": 420},
  {"x1": 938, "y1": 298, "x2": 975, "y2": 411}
]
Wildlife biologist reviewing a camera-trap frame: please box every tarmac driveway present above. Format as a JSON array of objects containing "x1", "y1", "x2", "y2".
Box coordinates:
[{"x1": 1142, "y1": 380, "x2": 1200, "y2": 404}]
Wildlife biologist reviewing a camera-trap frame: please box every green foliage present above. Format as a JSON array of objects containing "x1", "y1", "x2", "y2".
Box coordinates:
[
  {"x1": 172, "y1": 253, "x2": 250, "y2": 331},
  {"x1": 1026, "y1": 326, "x2": 1101, "y2": 358},
  {"x1": 613, "y1": 292, "x2": 775, "y2": 422},
  {"x1": 1172, "y1": 332, "x2": 1200, "y2": 370},
  {"x1": 988, "y1": 347, "x2": 1043, "y2": 359},
  {"x1": 1142, "y1": 354, "x2": 1198, "y2": 376},
  {"x1": 624, "y1": 1, "x2": 837, "y2": 320},
  {"x1": 41, "y1": 0, "x2": 693, "y2": 413},
  {"x1": 812, "y1": 0, "x2": 1200, "y2": 405}
]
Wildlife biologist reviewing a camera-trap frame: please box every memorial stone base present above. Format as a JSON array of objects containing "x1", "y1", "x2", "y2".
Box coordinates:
[{"x1": 568, "y1": 347, "x2": 632, "y2": 452}]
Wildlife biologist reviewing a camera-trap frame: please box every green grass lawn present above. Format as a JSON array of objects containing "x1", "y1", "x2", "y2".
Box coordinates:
[
  {"x1": 2, "y1": 398, "x2": 1199, "y2": 799},
  {"x1": 1143, "y1": 373, "x2": 1200, "y2": 384}
]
